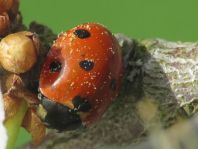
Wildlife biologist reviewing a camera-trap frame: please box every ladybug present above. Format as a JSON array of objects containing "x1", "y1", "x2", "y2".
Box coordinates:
[{"x1": 38, "y1": 23, "x2": 123, "y2": 131}]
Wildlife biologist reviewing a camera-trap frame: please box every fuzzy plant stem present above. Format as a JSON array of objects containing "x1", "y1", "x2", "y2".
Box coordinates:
[{"x1": 5, "y1": 100, "x2": 28, "y2": 149}]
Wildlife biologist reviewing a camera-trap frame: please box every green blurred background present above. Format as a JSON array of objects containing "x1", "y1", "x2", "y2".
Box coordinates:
[{"x1": 16, "y1": 0, "x2": 198, "y2": 148}]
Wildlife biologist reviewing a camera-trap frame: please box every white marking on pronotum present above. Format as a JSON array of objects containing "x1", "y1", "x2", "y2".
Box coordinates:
[{"x1": 0, "y1": 81, "x2": 8, "y2": 149}]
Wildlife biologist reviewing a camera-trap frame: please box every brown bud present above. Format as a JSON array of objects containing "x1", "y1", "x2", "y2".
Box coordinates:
[
  {"x1": 0, "y1": 74, "x2": 23, "y2": 93},
  {"x1": 0, "y1": 31, "x2": 40, "y2": 74},
  {"x1": 0, "y1": 0, "x2": 13, "y2": 13},
  {"x1": 0, "y1": 12, "x2": 10, "y2": 36},
  {"x1": 3, "y1": 93, "x2": 21, "y2": 121},
  {"x1": 9, "y1": 0, "x2": 19, "y2": 16},
  {"x1": 22, "y1": 109, "x2": 46, "y2": 144}
]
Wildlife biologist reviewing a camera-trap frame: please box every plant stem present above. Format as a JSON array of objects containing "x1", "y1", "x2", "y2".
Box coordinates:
[{"x1": 5, "y1": 100, "x2": 28, "y2": 149}]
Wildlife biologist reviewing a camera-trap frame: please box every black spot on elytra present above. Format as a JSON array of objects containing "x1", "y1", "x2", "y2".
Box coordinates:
[
  {"x1": 72, "y1": 96, "x2": 91, "y2": 112},
  {"x1": 74, "y1": 29, "x2": 90, "y2": 39},
  {"x1": 110, "y1": 79, "x2": 117, "y2": 91},
  {"x1": 79, "y1": 60, "x2": 94, "y2": 71},
  {"x1": 49, "y1": 61, "x2": 62, "y2": 72}
]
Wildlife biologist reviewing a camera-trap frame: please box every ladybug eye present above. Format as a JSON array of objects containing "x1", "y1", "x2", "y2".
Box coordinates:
[
  {"x1": 74, "y1": 29, "x2": 90, "y2": 39},
  {"x1": 79, "y1": 60, "x2": 94, "y2": 71},
  {"x1": 49, "y1": 61, "x2": 62, "y2": 72}
]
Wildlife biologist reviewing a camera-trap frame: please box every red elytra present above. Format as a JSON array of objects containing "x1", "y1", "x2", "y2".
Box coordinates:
[{"x1": 39, "y1": 23, "x2": 123, "y2": 125}]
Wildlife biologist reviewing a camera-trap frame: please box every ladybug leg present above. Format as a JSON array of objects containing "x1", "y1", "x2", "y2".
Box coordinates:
[{"x1": 72, "y1": 96, "x2": 91, "y2": 112}]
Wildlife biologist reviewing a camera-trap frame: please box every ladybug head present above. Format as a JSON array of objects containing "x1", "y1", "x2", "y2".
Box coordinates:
[{"x1": 37, "y1": 92, "x2": 91, "y2": 131}]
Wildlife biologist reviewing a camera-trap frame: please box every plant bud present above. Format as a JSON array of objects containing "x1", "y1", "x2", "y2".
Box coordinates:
[
  {"x1": 0, "y1": 12, "x2": 10, "y2": 36},
  {"x1": 9, "y1": 0, "x2": 19, "y2": 17},
  {"x1": 0, "y1": 0, "x2": 13, "y2": 13},
  {"x1": 0, "y1": 31, "x2": 40, "y2": 74}
]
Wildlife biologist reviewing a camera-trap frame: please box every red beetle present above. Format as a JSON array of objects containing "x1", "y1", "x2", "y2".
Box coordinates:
[{"x1": 38, "y1": 23, "x2": 123, "y2": 131}]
